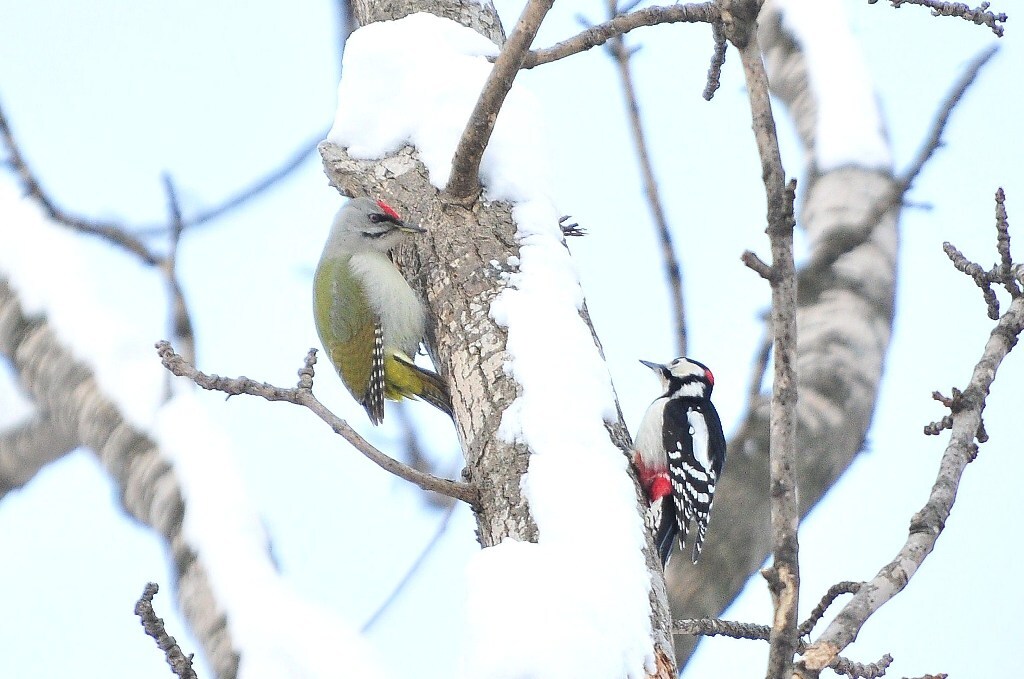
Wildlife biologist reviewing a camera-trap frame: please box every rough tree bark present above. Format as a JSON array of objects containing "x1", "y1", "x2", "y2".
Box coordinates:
[
  {"x1": 321, "y1": 0, "x2": 677, "y2": 672},
  {"x1": 669, "y1": 3, "x2": 899, "y2": 666}
]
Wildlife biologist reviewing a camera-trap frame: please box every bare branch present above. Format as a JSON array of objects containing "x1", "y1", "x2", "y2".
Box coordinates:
[
  {"x1": 522, "y1": 3, "x2": 719, "y2": 69},
  {"x1": 674, "y1": 617, "x2": 771, "y2": 640},
  {"x1": 674, "y1": 617, "x2": 892, "y2": 678},
  {"x1": 445, "y1": 0, "x2": 555, "y2": 203},
  {"x1": 361, "y1": 500, "x2": 458, "y2": 632},
  {"x1": 703, "y1": 21, "x2": 728, "y2": 100},
  {"x1": 604, "y1": 3, "x2": 687, "y2": 356},
  {"x1": 0, "y1": 98, "x2": 160, "y2": 266},
  {"x1": 797, "y1": 581, "x2": 863, "y2": 637},
  {"x1": 898, "y1": 45, "x2": 998, "y2": 193},
  {"x1": 722, "y1": 2, "x2": 801, "y2": 673},
  {"x1": 798, "y1": 196, "x2": 1024, "y2": 673},
  {"x1": 829, "y1": 653, "x2": 893, "y2": 679},
  {"x1": 182, "y1": 131, "x2": 325, "y2": 230},
  {"x1": 873, "y1": 0, "x2": 1008, "y2": 37},
  {"x1": 943, "y1": 241, "x2": 1002, "y2": 319},
  {"x1": 797, "y1": 43, "x2": 995, "y2": 320},
  {"x1": 154, "y1": 341, "x2": 479, "y2": 506},
  {"x1": 741, "y1": 250, "x2": 774, "y2": 280},
  {"x1": 162, "y1": 174, "x2": 197, "y2": 379},
  {"x1": 135, "y1": 583, "x2": 199, "y2": 679}
]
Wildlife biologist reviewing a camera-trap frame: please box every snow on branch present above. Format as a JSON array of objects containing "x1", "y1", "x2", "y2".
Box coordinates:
[
  {"x1": 445, "y1": 0, "x2": 554, "y2": 203},
  {"x1": 798, "y1": 191, "x2": 1024, "y2": 675},
  {"x1": 154, "y1": 340, "x2": 479, "y2": 506}
]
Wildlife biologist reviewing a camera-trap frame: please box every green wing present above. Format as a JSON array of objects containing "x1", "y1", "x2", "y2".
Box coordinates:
[{"x1": 313, "y1": 256, "x2": 384, "y2": 423}]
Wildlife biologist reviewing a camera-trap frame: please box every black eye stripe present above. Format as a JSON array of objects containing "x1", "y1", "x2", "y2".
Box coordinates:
[{"x1": 368, "y1": 212, "x2": 401, "y2": 225}]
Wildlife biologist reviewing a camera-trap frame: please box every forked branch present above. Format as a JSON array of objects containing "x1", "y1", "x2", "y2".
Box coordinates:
[
  {"x1": 446, "y1": 0, "x2": 555, "y2": 202},
  {"x1": 798, "y1": 192, "x2": 1023, "y2": 674},
  {"x1": 155, "y1": 341, "x2": 479, "y2": 506}
]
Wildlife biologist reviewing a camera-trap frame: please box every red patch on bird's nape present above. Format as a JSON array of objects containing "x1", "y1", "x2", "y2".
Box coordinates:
[
  {"x1": 705, "y1": 369, "x2": 715, "y2": 385},
  {"x1": 376, "y1": 199, "x2": 402, "y2": 221}
]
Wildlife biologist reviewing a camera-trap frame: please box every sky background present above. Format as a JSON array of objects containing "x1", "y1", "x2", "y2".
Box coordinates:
[{"x1": 0, "y1": 1, "x2": 1021, "y2": 678}]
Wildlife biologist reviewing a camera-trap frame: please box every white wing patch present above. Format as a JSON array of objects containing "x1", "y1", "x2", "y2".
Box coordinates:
[{"x1": 687, "y1": 409, "x2": 711, "y2": 471}]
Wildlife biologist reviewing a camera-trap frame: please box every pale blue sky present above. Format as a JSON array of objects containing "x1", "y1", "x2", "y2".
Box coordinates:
[{"x1": 0, "y1": 1, "x2": 1020, "y2": 677}]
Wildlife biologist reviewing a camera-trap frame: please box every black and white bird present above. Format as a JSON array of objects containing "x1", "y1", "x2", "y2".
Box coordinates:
[{"x1": 632, "y1": 357, "x2": 727, "y2": 565}]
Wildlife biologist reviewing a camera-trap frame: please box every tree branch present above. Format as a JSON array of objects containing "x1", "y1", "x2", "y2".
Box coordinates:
[
  {"x1": 874, "y1": 0, "x2": 1008, "y2": 37},
  {"x1": 0, "y1": 98, "x2": 160, "y2": 266},
  {"x1": 0, "y1": 412, "x2": 77, "y2": 498},
  {"x1": 604, "y1": 3, "x2": 688, "y2": 356},
  {"x1": 673, "y1": 617, "x2": 892, "y2": 678},
  {"x1": 445, "y1": 0, "x2": 554, "y2": 203},
  {"x1": 161, "y1": 174, "x2": 197, "y2": 377},
  {"x1": 722, "y1": 1, "x2": 801, "y2": 674},
  {"x1": 797, "y1": 581, "x2": 863, "y2": 637},
  {"x1": 703, "y1": 20, "x2": 728, "y2": 100},
  {"x1": 154, "y1": 340, "x2": 479, "y2": 506},
  {"x1": 799, "y1": 193, "x2": 1024, "y2": 673},
  {"x1": 522, "y1": 4, "x2": 720, "y2": 69},
  {"x1": 135, "y1": 583, "x2": 199, "y2": 679},
  {"x1": 0, "y1": 277, "x2": 238, "y2": 677},
  {"x1": 361, "y1": 500, "x2": 458, "y2": 632}
]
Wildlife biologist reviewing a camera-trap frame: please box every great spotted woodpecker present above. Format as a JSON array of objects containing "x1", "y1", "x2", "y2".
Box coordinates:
[{"x1": 633, "y1": 357, "x2": 727, "y2": 565}]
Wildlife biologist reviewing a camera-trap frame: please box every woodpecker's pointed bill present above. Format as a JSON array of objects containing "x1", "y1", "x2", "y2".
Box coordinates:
[
  {"x1": 313, "y1": 197, "x2": 452, "y2": 425},
  {"x1": 632, "y1": 356, "x2": 726, "y2": 565}
]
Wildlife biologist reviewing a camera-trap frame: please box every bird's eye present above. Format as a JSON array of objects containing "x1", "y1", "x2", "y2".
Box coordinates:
[{"x1": 368, "y1": 213, "x2": 384, "y2": 223}]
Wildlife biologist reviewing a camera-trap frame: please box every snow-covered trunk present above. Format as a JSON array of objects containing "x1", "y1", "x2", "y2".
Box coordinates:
[
  {"x1": 670, "y1": 0, "x2": 899, "y2": 667},
  {"x1": 322, "y1": 1, "x2": 676, "y2": 676}
]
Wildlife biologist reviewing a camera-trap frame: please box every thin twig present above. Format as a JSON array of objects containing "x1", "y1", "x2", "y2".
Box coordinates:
[
  {"x1": 154, "y1": 341, "x2": 479, "y2": 506},
  {"x1": 703, "y1": 21, "x2": 728, "y2": 100},
  {"x1": 393, "y1": 401, "x2": 454, "y2": 508},
  {"x1": 798, "y1": 581, "x2": 863, "y2": 637},
  {"x1": 162, "y1": 174, "x2": 197, "y2": 385},
  {"x1": 135, "y1": 583, "x2": 199, "y2": 679},
  {"x1": 446, "y1": 0, "x2": 555, "y2": 203},
  {"x1": 674, "y1": 617, "x2": 770, "y2": 640},
  {"x1": 797, "y1": 44, "x2": 997, "y2": 307},
  {"x1": 604, "y1": 2, "x2": 687, "y2": 356},
  {"x1": 674, "y1": 617, "x2": 891, "y2": 677},
  {"x1": 741, "y1": 250, "x2": 774, "y2": 280},
  {"x1": 876, "y1": 0, "x2": 1008, "y2": 37},
  {"x1": 0, "y1": 98, "x2": 160, "y2": 266},
  {"x1": 361, "y1": 500, "x2": 459, "y2": 632},
  {"x1": 522, "y1": 3, "x2": 720, "y2": 69},
  {"x1": 798, "y1": 195, "x2": 1024, "y2": 674},
  {"x1": 898, "y1": 45, "x2": 998, "y2": 193},
  {"x1": 182, "y1": 132, "x2": 326, "y2": 230}
]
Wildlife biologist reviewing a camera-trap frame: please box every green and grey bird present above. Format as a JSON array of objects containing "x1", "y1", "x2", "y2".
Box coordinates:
[{"x1": 313, "y1": 197, "x2": 452, "y2": 424}]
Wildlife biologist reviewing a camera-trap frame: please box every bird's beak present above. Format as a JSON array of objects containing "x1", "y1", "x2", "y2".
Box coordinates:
[
  {"x1": 398, "y1": 222, "x2": 427, "y2": 234},
  {"x1": 639, "y1": 359, "x2": 663, "y2": 372}
]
